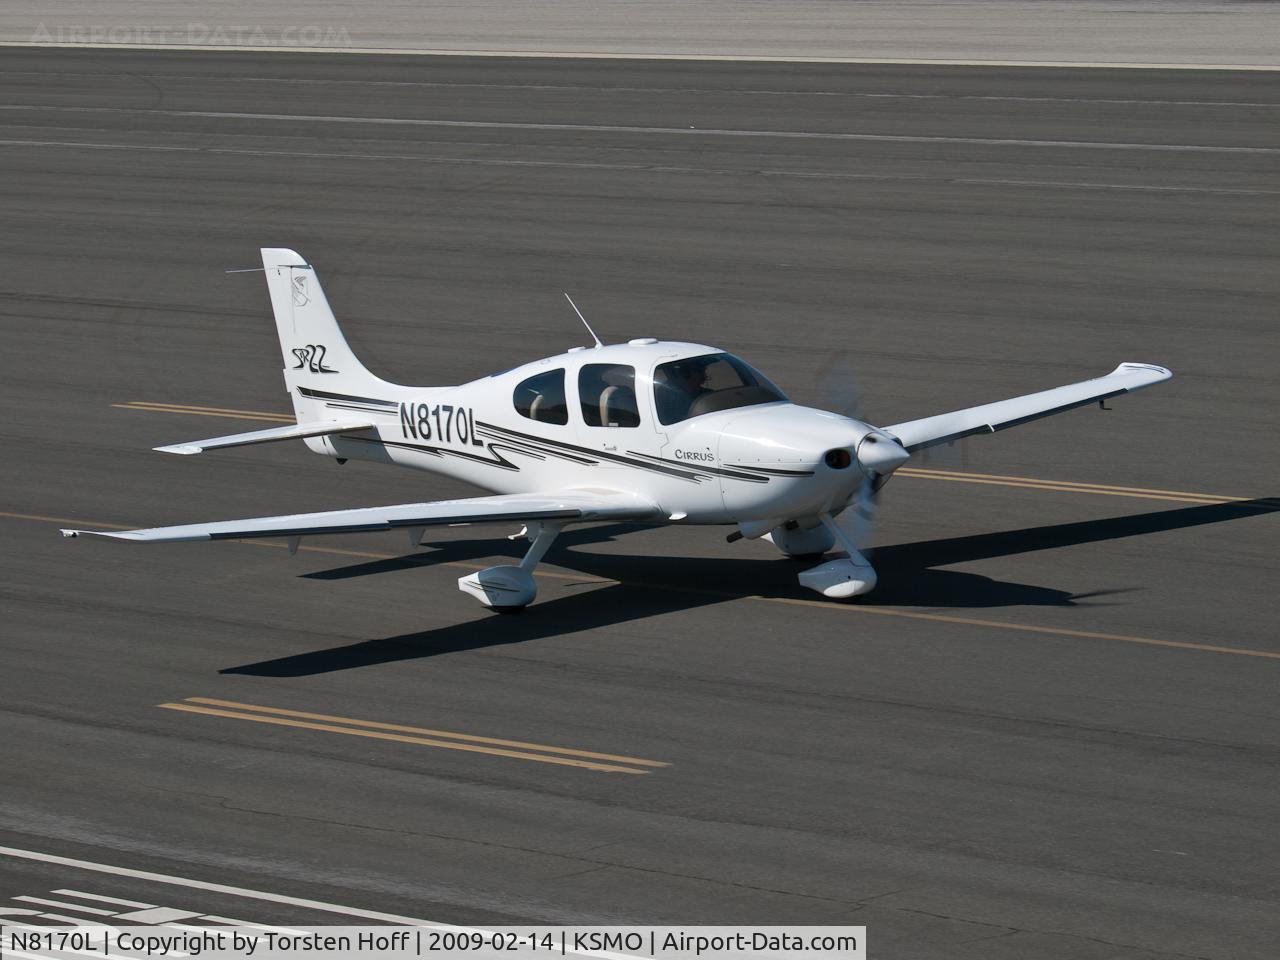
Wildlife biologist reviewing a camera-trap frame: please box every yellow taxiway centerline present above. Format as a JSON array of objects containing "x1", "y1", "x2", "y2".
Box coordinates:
[
  {"x1": 158, "y1": 702, "x2": 660, "y2": 774},
  {"x1": 117, "y1": 401, "x2": 296, "y2": 419},
  {"x1": 753, "y1": 595, "x2": 1280, "y2": 660},
  {"x1": 113, "y1": 402, "x2": 291, "y2": 424},
  {"x1": 897, "y1": 472, "x2": 1227, "y2": 505},
  {"x1": 2, "y1": 511, "x2": 135, "y2": 529},
  {"x1": 183, "y1": 697, "x2": 669, "y2": 766},
  {"x1": 4, "y1": 507, "x2": 1277, "y2": 662},
  {"x1": 900, "y1": 467, "x2": 1247, "y2": 500}
]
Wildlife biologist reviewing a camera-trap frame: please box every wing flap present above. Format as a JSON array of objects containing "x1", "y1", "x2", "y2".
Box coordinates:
[
  {"x1": 60, "y1": 490, "x2": 660, "y2": 544},
  {"x1": 884, "y1": 362, "x2": 1172, "y2": 453},
  {"x1": 154, "y1": 420, "x2": 376, "y2": 456}
]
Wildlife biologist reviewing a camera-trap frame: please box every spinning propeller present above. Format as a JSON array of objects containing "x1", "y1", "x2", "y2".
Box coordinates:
[{"x1": 797, "y1": 354, "x2": 913, "y2": 597}]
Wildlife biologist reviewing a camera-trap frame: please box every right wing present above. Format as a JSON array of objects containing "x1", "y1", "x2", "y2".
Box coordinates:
[
  {"x1": 61, "y1": 490, "x2": 660, "y2": 544},
  {"x1": 883, "y1": 362, "x2": 1172, "y2": 453}
]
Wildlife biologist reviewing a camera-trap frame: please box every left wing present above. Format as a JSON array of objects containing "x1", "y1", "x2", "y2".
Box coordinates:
[
  {"x1": 60, "y1": 490, "x2": 660, "y2": 544},
  {"x1": 883, "y1": 362, "x2": 1172, "y2": 453}
]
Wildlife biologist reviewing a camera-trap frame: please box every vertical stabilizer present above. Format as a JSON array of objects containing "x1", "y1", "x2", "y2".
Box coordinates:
[{"x1": 260, "y1": 248, "x2": 392, "y2": 421}]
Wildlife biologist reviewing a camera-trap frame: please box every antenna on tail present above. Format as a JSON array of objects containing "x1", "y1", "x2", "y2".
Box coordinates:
[{"x1": 563, "y1": 293, "x2": 603, "y2": 348}]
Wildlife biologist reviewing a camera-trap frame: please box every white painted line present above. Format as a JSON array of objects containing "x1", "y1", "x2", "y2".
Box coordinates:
[
  {"x1": 0, "y1": 845, "x2": 632, "y2": 959},
  {"x1": 0, "y1": 138, "x2": 199, "y2": 154},
  {"x1": 1, "y1": 104, "x2": 1274, "y2": 154},
  {"x1": 0, "y1": 137, "x2": 1272, "y2": 196},
  {"x1": 12, "y1": 896, "x2": 116, "y2": 915},
  {"x1": 6, "y1": 70, "x2": 1280, "y2": 107},
  {"x1": 29, "y1": 912, "x2": 111, "y2": 926},
  {"x1": 950, "y1": 176, "x2": 1279, "y2": 196},
  {"x1": 10, "y1": 68, "x2": 1280, "y2": 107},
  {"x1": 52, "y1": 890, "x2": 156, "y2": 909},
  {"x1": 1, "y1": 41, "x2": 1278, "y2": 71},
  {"x1": 0, "y1": 844, "x2": 438, "y2": 925},
  {"x1": 113, "y1": 906, "x2": 202, "y2": 924}
]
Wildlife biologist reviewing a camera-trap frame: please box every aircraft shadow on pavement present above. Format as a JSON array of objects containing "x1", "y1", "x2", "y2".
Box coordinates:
[
  {"x1": 221, "y1": 581, "x2": 720, "y2": 677},
  {"x1": 868, "y1": 497, "x2": 1277, "y2": 606},
  {"x1": 223, "y1": 499, "x2": 1275, "y2": 676}
]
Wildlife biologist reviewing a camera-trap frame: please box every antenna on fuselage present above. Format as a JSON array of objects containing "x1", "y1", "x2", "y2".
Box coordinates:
[{"x1": 563, "y1": 293, "x2": 603, "y2": 348}]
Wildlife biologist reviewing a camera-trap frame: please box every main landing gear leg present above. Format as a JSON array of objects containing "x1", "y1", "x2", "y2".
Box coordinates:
[
  {"x1": 796, "y1": 515, "x2": 877, "y2": 600},
  {"x1": 458, "y1": 522, "x2": 563, "y2": 612}
]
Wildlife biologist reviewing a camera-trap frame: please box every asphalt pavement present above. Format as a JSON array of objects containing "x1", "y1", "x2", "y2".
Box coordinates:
[{"x1": 0, "y1": 48, "x2": 1277, "y2": 960}]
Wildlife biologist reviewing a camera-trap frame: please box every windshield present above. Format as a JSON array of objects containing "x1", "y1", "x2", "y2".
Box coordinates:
[{"x1": 653, "y1": 353, "x2": 787, "y2": 425}]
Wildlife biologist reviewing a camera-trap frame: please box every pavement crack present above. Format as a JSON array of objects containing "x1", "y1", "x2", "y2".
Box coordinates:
[
  {"x1": 897, "y1": 906, "x2": 1012, "y2": 933},
  {"x1": 953, "y1": 927, "x2": 1018, "y2": 945}
]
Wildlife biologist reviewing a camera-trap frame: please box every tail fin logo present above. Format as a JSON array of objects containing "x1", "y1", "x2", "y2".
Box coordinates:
[
  {"x1": 291, "y1": 275, "x2": 310, "y2": 306},
  {"x1": 291, "y1": 344, "x2": 337, "y2": 374}
]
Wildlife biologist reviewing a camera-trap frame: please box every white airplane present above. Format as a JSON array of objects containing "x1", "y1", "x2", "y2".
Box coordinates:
[{"x1": 62, "y1": 248, "x2": 1172, "y2": 611}]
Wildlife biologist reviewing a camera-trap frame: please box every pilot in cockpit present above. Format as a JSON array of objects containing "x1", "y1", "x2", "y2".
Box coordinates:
[{"x1": 661, "y1": 360, "x2": 710, "y2": 422}]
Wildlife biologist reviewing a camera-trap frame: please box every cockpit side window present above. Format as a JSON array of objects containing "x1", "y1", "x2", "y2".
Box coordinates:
[
  {"x1": 579, "y1": 364, "x2": 640, "y2": 427},
  {"x1": 653, "y1": 353, "x2": 787, "y2": 425},
  {"x1": 513, "y1": 368, "x2": 569, "y2": 425}
]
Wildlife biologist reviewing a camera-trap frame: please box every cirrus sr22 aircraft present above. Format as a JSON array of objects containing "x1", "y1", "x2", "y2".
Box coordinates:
[{"x1": 62, "y1": 249, "x2": 1172, "y2": 611}]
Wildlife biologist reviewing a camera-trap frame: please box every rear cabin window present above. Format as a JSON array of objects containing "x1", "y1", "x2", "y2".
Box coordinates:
[
  {"x1": 579, "y1": 364, "x2": 641, "y2": 427},
  {"x1": 513, "y1": 368, "x2": 569, "y2": 425}
]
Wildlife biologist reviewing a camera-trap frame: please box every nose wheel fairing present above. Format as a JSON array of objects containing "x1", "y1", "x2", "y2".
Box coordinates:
[
  {"x1": 798, "y1": 514, "x2": 877, "y2": 599},
  {"x1": 797, "y1": 557, "x2": 877, "y2": 598}
]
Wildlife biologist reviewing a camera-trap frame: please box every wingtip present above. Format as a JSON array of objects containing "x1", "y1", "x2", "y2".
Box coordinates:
[
  {"x1": 59, "y1": 528, "x2": 143, "y2": 541},
  {"x1": 154, "y1": 443, "x2": 203, "y2": 455},
  {"x1": 1108, "y1": 362, "x2": 1173, "y2": 391},
  {"x1": 1113, "y1": 361, "x2": 1173, "y2": 380}
]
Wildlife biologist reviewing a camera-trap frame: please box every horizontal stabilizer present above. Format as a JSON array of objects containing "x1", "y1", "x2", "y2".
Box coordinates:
[
  {"x1": 60, "y1": 490, "x2": 660, "y2": 544},
  {"x1": 884, "y1": 362, "x2": 1172, "y2": 453},
  {"x1": 154, "y1": 419, "x2": 376, "y2": 455}
]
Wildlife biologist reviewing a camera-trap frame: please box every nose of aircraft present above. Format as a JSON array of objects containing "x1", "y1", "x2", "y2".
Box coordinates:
[
  {"x1": 720, "y1": 405, "x2": 908, "y2": 471},
  {"x1": 718, "y1": 404, "x2": 910, "y2": 508}
]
